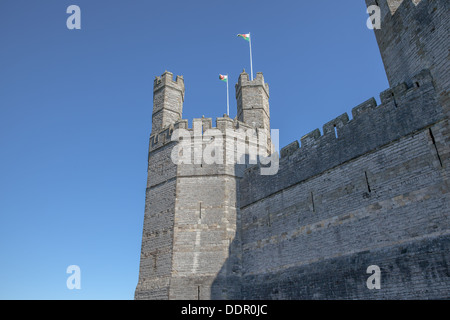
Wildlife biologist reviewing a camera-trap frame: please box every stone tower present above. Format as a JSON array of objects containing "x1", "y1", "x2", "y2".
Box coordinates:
[
  {"x1": 134, "y1": 72, "x2": 184, "y2": 299},
  {"x1": 151, "y1": 71, "x2": 185, "y2": 133},
  {"x1": 235, "y1": 70, "x2": 273, "y2": 155},
  {"x1": 135, "y1": 70, "x2": 272, "y2": 300},
  {"x1": 366, "y1": 0, "x2": 449, "y2": 111},
  {"x1": 236, "y1": 71, "x2": 270, "y2": 132}
]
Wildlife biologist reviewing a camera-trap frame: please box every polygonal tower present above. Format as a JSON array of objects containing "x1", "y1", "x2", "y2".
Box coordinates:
[
  {"x1": 134, "y1": 72, "x2": 185, "y2": 299},
  {"x1": 135, "y1": 71, "x2": 272, "y2": 300}
]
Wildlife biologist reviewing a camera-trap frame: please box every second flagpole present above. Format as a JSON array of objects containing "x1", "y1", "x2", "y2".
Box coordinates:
[
  {"x1": 226, "y1": 74, "x2": 229, "y2": 116},
  {"x1": 249, "y1": 32, "x2": 253, "y2": 81}
]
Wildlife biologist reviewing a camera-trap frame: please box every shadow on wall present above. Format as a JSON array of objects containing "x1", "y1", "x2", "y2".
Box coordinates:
[
  {"x1": 211, "y1": 68, "x2": 450, "y2": 299},
  {"x1": 211, "y1": 233, "x2": 450, "y2": 299}
]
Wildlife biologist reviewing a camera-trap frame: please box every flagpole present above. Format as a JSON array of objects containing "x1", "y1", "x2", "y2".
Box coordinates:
[
  {"x1": 226, "y1": 74, "x2": 229, "y2": 115},
  {"x1": 249, "y1": 32, "x2": 253, "y2": 80}
]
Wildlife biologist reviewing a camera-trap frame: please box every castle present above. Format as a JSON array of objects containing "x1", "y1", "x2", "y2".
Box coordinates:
[{"x1": 135, "y1": 0, "x2": 449, "y2": 299}]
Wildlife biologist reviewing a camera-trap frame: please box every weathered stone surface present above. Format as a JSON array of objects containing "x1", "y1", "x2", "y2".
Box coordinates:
[
  {"x1": 136, "y1": 0, "x2": 450, "y2": 300},
  {"x1": 366, "y1": 0, "x2": 449, "y2": 112}
]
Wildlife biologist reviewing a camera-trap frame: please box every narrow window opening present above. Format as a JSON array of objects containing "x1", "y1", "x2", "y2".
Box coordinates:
[{"x1": 311, "y1": 192, "x2": 316, "y2": 213}]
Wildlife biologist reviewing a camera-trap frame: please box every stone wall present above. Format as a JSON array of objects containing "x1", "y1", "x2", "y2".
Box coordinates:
[{"x1": 232, "y1": 70, "x2": 450, "y2": 299}]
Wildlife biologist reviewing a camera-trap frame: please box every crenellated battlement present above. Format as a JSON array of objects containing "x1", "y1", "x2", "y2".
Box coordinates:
[
  {"x1": 153, "y1": 71, "x2": 185, "y2": 98},
  {"x1": 385, "y1": 0, "x2": 423, "y2": 15},
  {"x1": 235, "y1": 71, "x2": 269, "y2": 98},
  {"x1": 241, "y1": 69, "x2": 444, "y2": 206},
  {"x1": 365, "y1": 0, "x2": 423, "y2": 16},
  {"x1": 279, "y1": 69, "x2": 435, "y2": 158},
  {"x1": 149, "y1": 114, "x2": 266, "y2": 153}
]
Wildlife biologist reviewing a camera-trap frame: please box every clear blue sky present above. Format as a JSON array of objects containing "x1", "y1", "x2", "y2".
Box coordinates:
[{"x1": 0, "y1": 1, "x2": 388, "y2": 299}]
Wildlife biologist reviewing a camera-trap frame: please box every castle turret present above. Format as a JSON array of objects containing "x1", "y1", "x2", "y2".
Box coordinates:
[
  {"x1": 152, "y1": 71, "x2": 185, "y2": 133},
  {"x1": 235, "y1": 70, "x2": 270, "y2": 132},
  {"x1": 136, "y1": 72, "x2": 245, "y2": 300}
]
